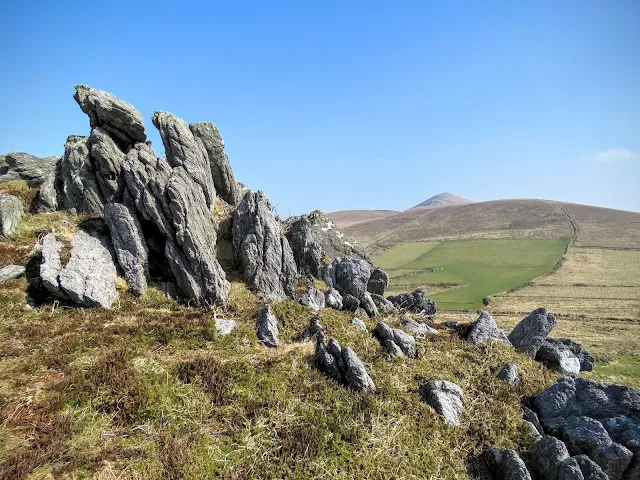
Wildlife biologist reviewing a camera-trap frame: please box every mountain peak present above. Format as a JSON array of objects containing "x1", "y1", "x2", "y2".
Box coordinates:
[{"x1": 410, "y1": 193, "x2": 473, "y2": 209}]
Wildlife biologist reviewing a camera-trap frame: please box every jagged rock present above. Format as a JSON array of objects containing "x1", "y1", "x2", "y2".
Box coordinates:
[
  {"x1": 421, "y1": 380, "x2": 463, "y2": 426},
  {"x1": 40, "y1": 230, "x2": 119, "y2": 308},
  {"x1": 374, "y1": 322, "x2": 417, "y2": 358},
  {"x1": 0, "y1": 194, "x2": 23, "y2": 236},
  {"x1": 574, "y1": 455, "x2": 609, "y2": 480},
  {"x1": 508, "y1": 307, "x2": 557, "y2": 357},
  {"x1": 548, "y1": 338, "x2": 595, "y2": 372},
  {"x1": 559, "y1": 457, "x2": 585, "y2": 479},
  {"x1": 485, "y1": 448, "x2": 532, "y2": 480},
  {"x1": 524, "y1": 421, "x2": 543, "y2": 440},
  {"x1": 524, "y1": 407, "x2": 545, "y2": 436},
  {"x1": 315, "y1": 331, "x2": 342, "y2": 382},
  {"x1": 400, "y1": 314, "x2": 438, "y2": 336},
  {"x1": 89, "y1": 127, "x2": 126, "y2": 203},
  {"x1": 602, "y1": 416, "x2": 640, "y2": 453},
  {"x1": 315, "y1": 333, "x2": 375, "y2": 393},
  {"x1": 299, "y1": 316, "x2": 324, "y2": 342},
  {"x1": 342, "y1": 294, "x2": 360, "y2": 312},
  {"x1": 73, "y1": 84, "x2": 147, "y2": 147},
  {"x1": 360, "y1": 291, "x2": 379, "y2": 317},
  {"x1": 529, "y1": 435, "x2": 571, "y2": 480},
  {"x1": 0, "y1": 152, "x2": 60, "y2": 186},
  {"x1": 189, "y1": 122, "x2": 242, "y2": 206},
  {"x1": 0, "y1": 264, "x2": 26, "y2": 283},
  {"x1": 104, "y1": 203, "x2": 149, "y2": 296},
  {"x1": 300, "y1": 288, "x2": 325, "y2": 311},
  {"x1": 351, "y1": 317, "x2": 367, "y2": 331},
  {"x1": 341, "y1": 346, "x2": 376, "y2": 393},
  {"x1": 367, "y1": 268, "x2": 389, "y2": 296},
  {"x1": 465, "y1": 310, "x2": 512, "y2": 346},
  {"x1": 36, "y1": 174, "x2": 58, "y2": 213},
  {"x1": 325, "y1": 287, "x2": 343, "y2": 310},
  {"x1": 536, "y1": 340, "x2": 581, "y2": 375},
  {"x1": 370, "y1": 293, "x2": 396, "y2": 314},
  {"x1": 256, "y1": 304, "x2": 279, "y2": 348},
  {"x1": 386, "y1": 289, "x2": 437, "y2": 316},
  {"x1": 497, "y1": 363, "x2": 521, "y2": 385},
  {"x1": 60, "y1": 135, "x2": 105, "y2": 216},
  {"x1": 286, "y1": 211, "x2": 369, "y2": 278},
  {"x1": 324, "y1": 257, "x2": 373, "y2": 300},
  {"x1": 233, "y1": 190, "x2": 297, "y2": 300},
  {"x1": 214, "y1": 318, "x2": 237, "y2": 336}
]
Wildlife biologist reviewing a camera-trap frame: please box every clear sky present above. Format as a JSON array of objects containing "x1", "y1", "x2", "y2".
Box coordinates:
[{"x1": 1, "y1": 0, "x2": 638, "y2": 215}]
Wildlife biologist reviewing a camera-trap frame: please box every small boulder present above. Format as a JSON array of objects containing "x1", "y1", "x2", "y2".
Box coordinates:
[
  {"x1": 300, "y1": 288, "x2": 325, "y2": 311},
  {"x1": 324, "y1": 257, "x2": 373, "y2": 300},
  {"x1": 215, "y1": 318, "x2": 237, "y2": 336},
  {"x1": 342, "y1": 294, "x2": 360, "y2": 312},
  {"x1": 524, "y1": 407, "x2": 545, "y2": 436},
  {"x1": 508, "y1": 307, "x2": 557, "y2": 357},
  {"x1": 0, "y1": 194, "x2": 24, "y2": 237},
  {"x1": 465, "y1": 310, "x2": 512, "y2": 346},
  {"x1": 315, "y1": 333, "x2": 375, "y2": 393},
  {"x1": 0, "y1": 264, "x2": 26, "y2": 283},
  {"x1": 373, "y1": 322, "x2": 417, "y2": 358},
  {"x1": 550, "y1": 338, "x2": 595, "y2": 372},
  {"x1": 360, "y1": 291, "x2": 379, "y2": 318},
  {"x1": 574, "y1": 454, "x2": 610, "y2": 480},
  {"x1": 256, "y1": 304, "x2": 279, "y2": 348},
  {"x1": 400, "y1": 314, "x2": 438, "y2": 336},
  {"x1": 497, "y1": 363, "x2": 521, "y2": 385},
  {"x1": 366, "y1": 267, "x2": 389, "y2": 295},
  {"x1": 325, "y1": 287, "x2": 343, "y2": 310},
  {"x1": 485, "y1": 448, "x2": 532, "y2": 480},
  {"x1": 351, "y1": 317, "x2": 367, "y2": 331},
  {"x1": 387, "y1": 289, "x2": 437, "y2": 316},
  {"x1": 421, "y1": 380, "x2": 464, "y2": 426},
  {"x1": 529, "y1": 435, "x2": 571, "y2": 480},
  {"x1": 342, "y1": 346, "x2": 376, "y2": 393},
  {"x1": 370, "y1": 293, "x2": 396, "y2": 314},
  {"x1": 536, "y1": 340, "x2": 581, "y2": 375}
]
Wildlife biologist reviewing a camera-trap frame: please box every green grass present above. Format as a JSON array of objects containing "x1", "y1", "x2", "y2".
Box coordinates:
[
  {"x1": 375, "y1": 238, "x2": 568, "y2": 310},
  {"x1": 372, "y1": 241, "x2": 439, "y2": 270},
  {"x1": 589, "y1": 355, "x2": 640, "y2": 388}
]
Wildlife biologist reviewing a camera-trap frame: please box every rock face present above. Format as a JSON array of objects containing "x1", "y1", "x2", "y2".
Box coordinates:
[
  {"x1": 0, "y1": 264, "x2": 26, "y2": 283},
  {"x1": 89, "y1": 127, "x2": 126, "y2": 204},
  {"x1": 465, "y1": 310, "x2": 512, "y2": 346},
  {"x1": 0, "y1": 194, "x2": 24, "y2": 236},
  {"x1": 315, "y1": 331, "x2": 375, "y2": 393},
  {"x1": 536, "y1": 340, "x2": 581, "y2": 375},
  {"x1": 508, "y1": 307, "x2": 557, "y2": 357},
  {"x1": 400, "y1": 314, "x2": 438, "y2": 336},
  {"x1": 387, "y1": 289, "x2": 437, "y2": 316},
  {"x1": 0, "y1": 152, "x2": 61, "y2": 212},
  {"x1": 256, "y1": 304, "x2": 279, "y2": 348},
  {"x1": 421, "y1": 380, "x2": 464, "y2": 426},
  {"x1": 60, "y1": 135, "x2": 105, "y2": 216},
  {"x1": 367, "y1": 268, "x2": 389, "y2": 296},
  {"x1": 300, "y1": 288, "x2": 325, "y2": 311},
  {"x1": 374, "y1": 322, "x2": 417, "y2": 358},
  {"x1": 497, "y1": 363, "x2": 520, "y2": 385},
  {"x1": 189, "y1": 122, "x2": 242, "y2": 206},
  {"x1": 324, "y1": 257, "x2": 373, "y2": 300},
  {"x1": 233, "y1": 191, "x2": 297, "y2": 300},
  {"x1": 285, "y1": 210, "x2": 369, "y2": 278},
  {"x1": 104, "y1": 203, "x2": 149, "y2": 296},
  {"x1": 40, "y1": 230, "x2": 119, "y2": 308},
  {"x1": 485, "y1": 448, "x2": 532, "y2": 480}
]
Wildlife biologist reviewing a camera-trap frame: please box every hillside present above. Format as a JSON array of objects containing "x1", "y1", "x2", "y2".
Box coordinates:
[
  {"x1": 410, "y1": 192, "x2": 473, "y2": 209},
  {"x1": 326, "y1": 209, "x2": 399, "y2": 229}
]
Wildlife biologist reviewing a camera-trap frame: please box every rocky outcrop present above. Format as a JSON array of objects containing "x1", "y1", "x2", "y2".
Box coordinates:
[
  {"x1": 386, "y1": 289, "x2": 437, "y2": 316},
  {"x1": 189, "y1": 122, "x2": 241, "y2": 206},
  {"x1": 485, "y1": 448, "x2": 531, "y2": 480},
  {"x1": 256, "y1": 304, "x2": 279, "y2": 348},
  {"x1": 400, "y1": 314, "x2": 438, "y2": 337},
  {"x1": 60, "y1": 136, "x2": 105, "y2": 216},
  {"x1": 497, "y1": 363, "x2": 520, "y2": 385},
  {"x1": 0, "y1": 264, "x2": 26, "y2": 283},
  {"x1": 89, "y1": 127, "x2": 126, "y2": 203},
  {"x1": 315, "y1": 331, "x2": 375, "y2": 393},
  {"x1": 508, "y1": 307, "x2": 557, "y2": 357},
  {"x1": 300, "y1": 288, "x2": 325, "y2": 311},
  {"x1": 324, "y1": 257, "x2": 373, "y2": 300},
  {"x1": 535, "y1": 340, "x2": 581, "y2": 375},
  {"x1": 40, "y1": 230, "x2": 119, "y2": 308},
  {"x1": 104, "y1": 203, "x2": 149, "y2": 296},
  {"x1": 367, "y1": 268, "x2": 389, "y2": 296},
  {"x1": 325, "y1": 287, "x2": 343, "y2": 310},
  {"x1": 465, "y1": 310, "x2": 512, "y2": 346},
  {"x1": 0, "y1": 152, "x2": 61, "y2": 212},
  {"x1": 0, "y1": 194, "x2": 23, "y2": 237},
  {"x1": 370, "y1": 293, "x2": 396, "y2": 314},
  {"x1": 421, "y1": 380, "x2": 464, "y2": 426},
  {"x1": 373, "y1": 322, "x2": 417, "y2": 358}
]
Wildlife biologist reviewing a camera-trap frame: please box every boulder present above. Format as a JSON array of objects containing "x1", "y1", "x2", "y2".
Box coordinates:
[
  {"x1": 558, "y1": 457, "x2": 585, "y2": 479},
  {"x1": 360, "y1": 291, "x2": 379, "y2": 318},
  {"x1": 324, "y1": 287, "x2": 343, "y2": 310},
  {"x1": 0, "y1": 152, "x2": 60, "y2": 187},
  {"x1": 550, "y1": 338, "x2": 595, "y2": 372},
  {"x1": 529, "y1": 435, "x2": 571, "y2": 480},
  {"x1": 299, "y1": 316, "x2": 325, "y2": 342},
  {"x1": 315, "y1": 331, "x2": 343, "y2": 382},
  {"x1": 342, "y1": 294, "x2": 360, "y2": 312},
  {"x1": 367, "y1": 268, "x2": 389, "y2": 296},
  {"x1": 189, "y1": 121, "x2": 242, "y2": 206},
  {"x1": 0, "y1": 194, "x2": 23, "y2": 236},
  {"x1": 233, "y1": 190, "x2": 297, "y2": 300},
  {"x1": 508, "y1": 307, "x2": 557, "y2": 357},
  {"x1": 214, "y1": 318, "x2": 237, "y2": 336},
  {"x1": 0, "y1": 264, "x2": 26, "y2": 283},
  {"x1": 351, "y1": 317, "x2": 367, "y2": 331},
  {"x1": 40, "y1": 230, "x2": 119, "y2": 308},
  {"x1": 536, "y1": 340, "x2": 581, "y2": 375},
  {"x1": 315, "y1": 332, "x2": 375, "y2": 393},
  {"x1": 386, "y1": 289, "x2": 437, "y2": 316},
  {"x1": 602, "y1": 416, "x2": 640, "y2": 453},
  {"x1": 370, "y1": 293, "x2": 396, "y2": 314},
  {"x1": 421, "y1": 380, "x2": 463, "y2": 426},
  {"x1": 497, "y1": 363, "x2": 521, "y2": 385},
  {"x1": 324, "y1": 257, "x2": 373, "y2": 300},
  {"x1": 400, "y1": 314, "x2": 438, "y2": 336},
  {"x1": 104, "y1": 203, "x2": 149, "y2": 296},
  {"x1": 256, "y1": 304, "x2": 279, "y2": 348},
  {"x1": 300, "y1": 288, "x2": 325, "y2": 311},
  {"x1": 485, "y1": 448, "x2": 532, "y2": 480},
  {"x1": 574, "y1": 455, "x2": 609, "y2": 480},
  {"x1": 284, "y1": 215, "x2": 323, "y2": 277},
  {"x1": 341, "y1": 346, "x2": 376, "y2": 393},
  {"x1": 59, "y1": 135, "x2": 105, "y2": 216},
  {"x1": 373, "y1": 322, "x2": 417, "y2": 358},
  {"x1": 465, "y1": 310, "x2": 513, "y2": 346},
  {"x1": 524, "y1": 407, "x2": 545, "y2": 436}
]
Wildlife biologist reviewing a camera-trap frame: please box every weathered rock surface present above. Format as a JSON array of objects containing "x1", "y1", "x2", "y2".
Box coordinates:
[
  {"x1": 367, "y1": 268, "x2": 389, "y2": 296},
  {"x1": 60, "y1": 135, "x2": 105, "y2": 216},
  {"x1": 342, "y1": 294, "x2": 360, "y2": 312},
  {"x1": 387, "y1": 289, "x2": 437, "y2": 316},
  {"x1": 360, "y1": 291, "x2": 379, "y2": 318},
  {"x1": 508, "y1": 307, "x2": 557, "y2": 357},
  {"x1": 485, "y1": 448, "x2": 532, "y2": 480},
  {"x1": 497, "y1": 363, "x2": 521, "y2": 385},
  {"x1": 351, "y1": 317, "x2": 367, "y2": 331},
  {"x1": 301, "y1": 288, "x2": 325, "y2": 311},
  {"x1": 233, "y1": 191, "x2": 297, "y2": 300},
  {"x1": 548, "y1": 338, "x2": 595, "y2": 372},
  {"x1": 324, "y1": 257, "x2": 373, "y2": 301},
  {"x1": 104, "y1": 203, "x2": 149, "y2": 296},
  {"x1": 89, "y1": 127, "x2": 126, "y2": 203},
  {"x1": 536, "y1": 340, "x2": 582, "y2": 375},
  {"x1": 0, "y1": 152, "x2": 60, "y2": 186},
  {"x1": 370, "y1": 293, "x2": 396, "y2": 314},
  {"x1": 40, "y1": 230, "x2": 119, "y2": 308},
  {"x1": 0, "y1": 194, "x2": 23, "y2": 236},
  {"x1": 215, "y1": 318, "x2": 237, "y2": 336},
  {"x1": 602, "y1": 416, "x2": 640, "y2": 454},
  {"x1": 400, "y1": 314, "x2": 438, "y2": 336},
  {"x1": 574, "y1": 454, "x2": 609, "y2": 480},
  {"x1": 0, "y1": 264, "x2": 26, "y2": 283},
  {"x1": 325, "y1": 287, "x2": 343, "y2": 310},
  {"x1": 529, "y1": 435, "x2": 571, "y2": 480},
  {"x1": 465, "y1": 310, "x2": 513, "y2": 346},
  {"x1": 342, "y1": 345, "x2": 376, "y2": 393},
  {"x1": 524, "y1": 407, "x2": 545, "y2": 436},
  {"x1": 315, "y1": 332, "x2": 375, "y2": 393},
  {"x1": 374, "y1": 322, "x2": 417, "y2": 358},
  {"x1": 189, "y1": 122, "x2": 242, "y2": 206},
  {"x1": 421, "y1": 380, "x2": 464, "y2": 426},
  {"x1": 256, "y1": 304, "x2": 279, "y2": 348}
]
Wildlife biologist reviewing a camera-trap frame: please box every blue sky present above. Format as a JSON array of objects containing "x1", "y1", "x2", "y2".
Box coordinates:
[{"x1": 1, "y1": 0, "x2": 638, "y2": 215}]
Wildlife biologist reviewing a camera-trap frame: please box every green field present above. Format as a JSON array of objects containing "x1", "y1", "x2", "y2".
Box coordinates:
[{"x1": 374, "y1": 238, "x2": 569, "y2": 310}]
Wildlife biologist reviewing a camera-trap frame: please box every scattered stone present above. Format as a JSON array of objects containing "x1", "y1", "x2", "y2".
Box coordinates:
[
  {"x1": 497, "y1": 363, "x2": 521, "y2": 385},
  {"x1": 360, "y1": 291, "x2": 379, "y2": 318},
  {"x1": 536, "y1": 340, "x2": 581, "y2": 375},
  {"x1": 400, "y1": 314, "x2": 438, "y2": 336},
  {"x1": 342, "y1": 346, "x2": 376, "y2": 393},
  {"x1": 315, "y1": 332, "x2": 375, "y2": 393},
  {"x1": 485, "y1": 448, "x2": 532, "y2": 480},
  {"x1": 300, "y1": 288, "x2": 325, "y2": 311},
  {"x1": 387, "y1": 289, "x2": 437, "y2": 316},
  {"x1": 256, "y1": 304, "x2": 279, "y2": 348},
  {"x1": 215, "y1": 318, "x2": 237, "y2": 336},
  {"x1": 508, "y1": 307, "x2": 557, "y2": 357},
  {"x1": 324, "y1": 287, "x2": 343, "y2": 310},
  {"x1": 373, "y1": 322, "x2": 417, "y2": 358},
  {"x1": 0, "y1": 194, "x2": 24, "y2": 237},
  {"x1": 367, "y1": 267, "x2": 389, "y2": 295},
  {"x1": 421, "y1": 380, "x2": 464, "y2": 426},
  {"x1": 465, "y1": 310, "x2": 512, "y2": 346},
  {"x1": 233, "y1": 190, "x2": 297, "y2": 300},
  {"x1": 529, "y1": 435, "x2": 571, "y2": 480},
  {"x1": 0, "y1": 264, "x2": 26, "y2": 283},
  {"x1": 342, "y1": 294, "x2": 360, "y2": 312},
  {"x1": 351, "y1": 317, "x2": 367, "y2": 331}
]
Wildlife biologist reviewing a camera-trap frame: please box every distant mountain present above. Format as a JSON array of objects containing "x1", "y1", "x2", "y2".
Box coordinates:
[{"x1": 410, "y1": 193, "x2": 473, "y2": 209}]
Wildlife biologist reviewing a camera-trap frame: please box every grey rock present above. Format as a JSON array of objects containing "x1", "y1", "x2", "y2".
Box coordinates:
[
  {"x1": 529, "y1": 435, "x2": 570, "y2": 480},
  {"x1": 524, "y1": 407, "x2": 545, "y2": 436},
  {"x1": 524, "y1": 420, "x2": 543, "y2": 440},
  {"x1": 351, "y1": 317, "x2": 367, "y2": 331},
  {"x1": 36, "y1": 174, "x2": 58, "y2": 213},
  {"x1": 0, "y1": 264, "x2": 26, "y2": 283},
  {"x1": 590, "y1": 443, "x2": 633, "y2": 480},
  {"x1": 574, "y1": 455, "x2": 610, "y2": 480},
  {"x1": 387, "y1": 289, "x2": 437, "y2": 316},
  {"x1": 299, "y1": 316, "x2": 325, "y2": 342},
  {"x1": 324, "y1": 257, "x2": 373, "y2": 300},
  {"x1": 342, "y1": 294, "x2": 360, "y2": 312},
  {"x1": 508, "y1": 307, "x2": 557, "y2": 357},
  {"x1": 327, "y1": 338, "x2": 346, "y2": 374},
  {"x1": 0, "y1": 194, "x2": 23, "y2": 236},
  {"x1": 232, "y1": 190, "x2": 297, "y2": 300},
  {"x1": 370, "y1": 293, "x2": 396, "y2": 314},
  {"x1": 89, "y1": 127, "x2": 126, "y2": 203},
  {"x1": 355, "y1": 307, "x2": 369, "y2": 319},
  {"x1": 536, "y1": 340, "x2": 582, "y2": 375},
  {"x1": 445, "y1": 321, "x2": 461, "y2": 330},
  {"x1": 341, "y1": 346, "x2": 376, "y2": 393},
  {"x1": 624, "y1": 452, "x2": 640, "y2": 480},
  {"x1": 465, "y1": 310, "x2": 513, "y2": 346},
  {"x1": 603, "y1": 416, "x2": 640, "y2": 453},
  {"x1": 497, "y1": 363, "x2": 521, "y2": 385},
  {"x1": 360, "y1": 291, "x2": 379, "y2": 317},
  {"x1": 421, "y1": 380, "x2": 463, "y2": 426},
  {"x1": 551, "y1": 338, "x2": 596, "y2": 372},
  {"x1": 559, "y1": 458, "x2": 585, "y2": 479},
  {"x1": 104, "y1": 203, "x2": 149, "y2": 296},
  {"x1": 400, "y1": 314, "x2": 438, "y2": 336},
  {"x1": 325, "y1": 287, "x2": 343, "y2": 310},
  {"x1": 0, "y1": 152, "x2": 60, "y2": 186},
  {"x1": 214, "y1": 318, "x2": 237, "y2": 336},
  {"x1": 189, "y1": 121, "x2": 242, "y2": 206},
  {"x1": 60, "y1": 135, "x2": 105, "y2": 216},
  {"x1": 284, "y1": 215, "x2": 323, "y2": 277},
  {"x1": 256, "y1": 304, "x2": 279, "y2": 348},
  {"x1": 485, "y1": 448, "x2": 532, "y2": 480},
  {"x1": 315, "y1": 331, "x2": 342, "y2": 382},
  {"x1": 559, "y1": 416, "x2": 615, "y2": 455},
  {"x1": 74, "y1": 84, "x2": 147, "y2": 147},
  {"x1": 156, "y1": 281, "x2": 178, "y2": 299},
  {"x1": 367, "y1": 268, "x2": 389, "y2": 296},
  {"x1": 300, "y1": 288, "x2": 325, "y2": 311},
  {"x1": 374, "y1": 322, "x2": 417, "y2": 358}
]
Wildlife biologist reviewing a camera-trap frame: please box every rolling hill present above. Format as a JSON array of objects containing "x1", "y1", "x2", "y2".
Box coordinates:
[{"x1": 410, "y1": 192, "x2": 473, "y2": 209}]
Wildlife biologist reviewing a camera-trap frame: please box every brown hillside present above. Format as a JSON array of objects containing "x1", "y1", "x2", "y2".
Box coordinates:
[{"x1": 328, "y1": 209, "x2": 399, "y2": 229}]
